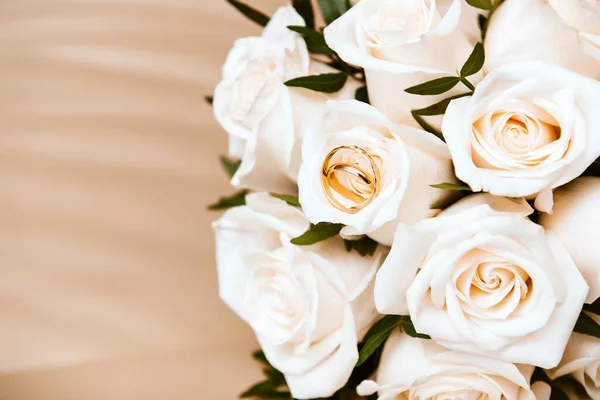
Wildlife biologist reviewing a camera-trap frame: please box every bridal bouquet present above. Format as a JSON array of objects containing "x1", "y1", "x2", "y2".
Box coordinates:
[{"x1": 208, "y1": 0, "x2": 600, "y2": 399}]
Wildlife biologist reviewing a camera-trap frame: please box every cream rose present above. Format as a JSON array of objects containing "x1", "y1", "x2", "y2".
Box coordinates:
[
  {"x1": 324, "y1": 0, "x2": 481, "y2": 127},
  {"x1": 443, "y1": 61, "x2": 600, "y2": 212},
  {"x1": 213, "y1": 6, "x2": 357, "y2": 194},
  {"x1": 298, "y1": 100, "x2": 456, "y2": 246},
  {"x1": 212, "y1": 193, "x2": 386, "y2": 399},
  {"x1": 539, "y1": 177, "x2": 600, "y2": 303},
  {"x1": 485, "y1": 0, "x2": 600, "y2": 79},
  {"x1": 357, "y1": 331, "x2": 537, "y2": 400},
  {"x1": 548, "y1": 330, "x2": 600, "y2": 400},
  {"x1": 375, "y1": 193, "x2": 589, "y2": 368}
]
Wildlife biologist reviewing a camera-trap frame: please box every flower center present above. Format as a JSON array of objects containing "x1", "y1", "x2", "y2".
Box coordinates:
[
  {"x1": 452, "y1": 250, "x2": 532, "y2": 320},
  {"x1": 321, "y1": 145, "x2": 381, "y2": 214}
]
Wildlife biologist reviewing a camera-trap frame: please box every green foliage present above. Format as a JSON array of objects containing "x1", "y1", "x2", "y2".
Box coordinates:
[
  {"x1": 285, "y1": 73, "x2": 348, "y2": 94},
  {"x1": 410, "y1": 111, "x2": 443, "y2": 140},
  {"x1": 220, "y1": 156, "x2": 241, "y2": 178},
  {"x1": 430, "y1": 183, "x2": 473, "y2": 191},
  {"x1": 208, "y1": 190, "x2": 248, "y2": 210},
  {"x1": 405, "y1": 77, "x2": 461, "y2": 96},
  {"x1": 292, "y1": 0, "x2": 315, "y2": 28},
  {"x1": 355, "y1": 86, "x2": 370, "y2": 104},
  {"x1": 287, "y1": 25, "x2": 335, "y2": 56},
  {"x1": 460, "y1": 43, "x2": 485, "y2": 78},
  {"x1": 412, "y1": 93, "x2": 471, "y2": 116},
  {"x1": 226, "y1": 0, "x2": 270, "y2": 27},
  {"x1": 466, "y1": 0, "x2": 493, "y2": 10},
  {"x1": 574, "y1": 310, "x2": 600, "y2": 339},
  {"x1": 357, "y1": 315, "x2": 429, "y2": 367},
  {"x1": 318, "y1": 0, "x2": 352, "y2": 25},
  {"x1": 344, "y1": 236, "x2": 378, "y2": 257},
  {"x1": 291, "y1": 222, "x2": 344, "y2": 246},
  {"x1": 205, "y1": 95, "x2": 214, "y2": 105},
  {"x1": 241, "y1": 351, "x2": 292, "y2": 399}
]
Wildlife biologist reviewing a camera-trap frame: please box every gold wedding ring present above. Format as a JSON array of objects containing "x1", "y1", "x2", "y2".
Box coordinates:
[{"x1": 321, "y1": 146, "x2": 381, "y2": 214}]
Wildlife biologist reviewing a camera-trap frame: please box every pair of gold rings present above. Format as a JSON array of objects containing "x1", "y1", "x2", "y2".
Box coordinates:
[{"x1": 321, "y1": 146, "x2": 381, "y2": 214}]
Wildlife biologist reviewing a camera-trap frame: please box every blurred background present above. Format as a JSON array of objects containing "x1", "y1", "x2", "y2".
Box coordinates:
[{"x1": 0, "y1": 0, "x2": 285, "y2": 398}]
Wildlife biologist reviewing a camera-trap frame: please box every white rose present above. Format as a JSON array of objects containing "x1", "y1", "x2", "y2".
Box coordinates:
[
  {"x1": 375, "y1": 193, "x2": 589, "y2": 368},
  {"x1": 298, "y1": 100, "x2": 456, "y2": 246},
  {"x1": 357, "y1": 331, "x2": 537, "y2": 400},
  {"x1": 324, "y1": 0, "x2": 481, "y2": 127},
  {"x1": 213, "y1": 6, "x2": 357, "y2": 194},
  {"x1": 443, "y1": 61, "x2": 600, "y2": 212},
  {"x1": 485, "y1": 0, "x2": 600, "y2": 79},
  {"x1": 212, "y1": 193, "x2": 387, "y2": 399},
  {"x1": 549, "y1": 330, "x2": 600, "y2": 399},
  {"x1": 539, "y1": 177, "x2": 600, "y2": 303}
]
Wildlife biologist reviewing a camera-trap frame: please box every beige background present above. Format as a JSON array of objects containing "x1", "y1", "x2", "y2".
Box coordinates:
[{"x1": 0, "y1": 0, "x2": 288, "y2": 398}]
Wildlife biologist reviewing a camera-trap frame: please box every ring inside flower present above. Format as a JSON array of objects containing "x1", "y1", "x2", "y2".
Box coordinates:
[
  {"x1": 452, "y1": 250, "x2": 533, "y2": 320},
  {"x1": 321, "y1": 146, "x2": 381, "y2": 214},
  {"x1": 472, "y1": 107, "x2": 564, "y2": 170}
]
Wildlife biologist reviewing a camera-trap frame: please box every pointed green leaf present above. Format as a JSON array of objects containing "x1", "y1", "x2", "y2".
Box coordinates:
[
  {"x1": 430, "y1": 183, "x2": 472, "y2": 191},
  {"x1": 285, "y1": 73, "x2": 348, "y2": 94},
  {"x1": 584, "y1": 298, "x2": 600, "y2": 315},
  {"x1": 400, "y1": 316, "x2": 431, "y2": 339},
  {"x1": 287, "y1": 25, "x2": 334, "y2": 56},
  {"x1": 220, "y1": 156, "x2": 241, "y2": 178},
  {"x1": 357, "y1": 316, "x2": 402, "y2": 367},
  {"x1": 292, "y1": 0, "x2": 315, "y2": 28},
  {"x1": 411, "y1": 111, "x2": 443, "y2": 140},
  {"x1": 405, "y1": 76, "x2": 460, "y2": 95},
  {"x1": 291, "y1": 222, "x2": 343, "y2": 246},
  {"x1": 466, "y1": 0, "x2": 493, "y2": 10},
  {"x1": 460, "y1": 43, "x2": 485, "y2": 78},
  {"x1": 204, "y1": 95, "x2": 213, "y2": 105},
  {"x1": 574, "y1": 311, "x2": 600, "y2": 339},
  {"x1": 344, "y1": 236, "x2": 378, "y2": 257},
  {"x1": 226, "y1": 0, "x2": 270, "y2": 27},
  {"x1": 478, "y1": 14, "x2": 487, "y2": 33},
  {"x1": 208, "y1": 190, "x2": 247, "y2": 210},
  {"x1": 355, "y1": 86, "x2": 370, "y2": 104},
  {"x1": 412, "y1": 93, "x2": 471, "y2": 116},
  {"x1": 318, "y1": 0, "x2": 351, "y2": 24},
  {"x1": 252, "y1": 350, "x2": 270, "y2": 365},
  {"x1": 271, "y1": 194, "x2": 301, "y2": 207}
]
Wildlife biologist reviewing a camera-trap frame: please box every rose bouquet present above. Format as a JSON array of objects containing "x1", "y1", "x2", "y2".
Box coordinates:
[{"x1": 207, "y1": 0, "x2": 600, "y2": 399}]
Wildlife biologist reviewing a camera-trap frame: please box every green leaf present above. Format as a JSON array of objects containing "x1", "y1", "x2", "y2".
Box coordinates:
[
  {"x1": 460, "y1": 43, "x2": 485, "y2": 78},
  {"x1": 344, "y1": 237, "x2": 378, "y2": 257},
  {"x1": 430, "y1": 183, "x2": 472, "y2": 191},
  {"x1": 252, "y1": 350, "x2": 269, "y2": 365},
  {"x1": 412, "y1": 93, "x2": 471, "y2": 116},
  {"x1": 356, "y1": 315, "x2": 402, "y2": 367},
  {"x1": 226, "y1": 0, "x2": 270, "y2": 27},
  {"x1": 291, "y1": 222, "x2": 344, "y2": 246},
  {"x1": 285, "y1": 73, "x2": 348, "y2": 94},
  {"x1": 411, "y1": 111, "x2": 443, "y2": 140},
  {"x1": 240, "y1": 381, "x2": 291, "y2": 399},
  {"x1": 220, "y1": 156, "x2": 241, "y2": 178},
  {"x1": 584, "y1": 298, "x2": 600, "y2": 315},
  {"x1": 271, "y1": 194, "x2": 301, "y2": 207},
  {"x1": 466, "y1": 0, "x2": 493, "y2": 10},
  {"x1": 287, "y1": 25, "x2": 334, "y2": 56},
  {"x1": 205, "y1": 95, "x2": 213, "y2": 105},
  {"x1": 400, "y1": 317, "x2": 431, "y2": 339},
  {"x1": 318, "y1": 0, "x2": 351, "y2": 25},
  {"x1": 292, "y1": 0, "x2": 315, "y2": 28},
  {"x1": 574, "y1": 311, "x2": 600, "y2": 339},
  {"x1": 208, "y1": 190, "x2": 247, "y2": 210},
  {"x1": 405, "y1": 76, "x2": 460, "y2": 96},
  {"x1": 355, "y1": 86, "x2": 370, "y2": 104},
  {"x1": 478, "y1": 14, "x2": 487, "y2": 33}
]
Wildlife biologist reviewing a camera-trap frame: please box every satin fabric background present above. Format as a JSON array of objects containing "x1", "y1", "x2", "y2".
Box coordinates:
[{"x1": 0, "y1": 0, "x2": 285, "y2": 398}]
